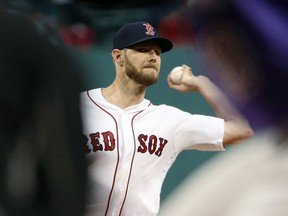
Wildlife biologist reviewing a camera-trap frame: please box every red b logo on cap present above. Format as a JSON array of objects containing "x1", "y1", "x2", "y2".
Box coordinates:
[{"x1": 143, "y1": 23, "x2": 155, "y2": 36}]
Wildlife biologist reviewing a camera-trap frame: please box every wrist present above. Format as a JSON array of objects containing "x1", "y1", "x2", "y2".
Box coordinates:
[{"x1": 196, "y1": 75, "x2": 209, "y2": 91}]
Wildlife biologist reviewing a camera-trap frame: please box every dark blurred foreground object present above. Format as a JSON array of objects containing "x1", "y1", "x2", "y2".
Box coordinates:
[{"x1": 0, "y1": 5, "x2": 87, "y2": 216}]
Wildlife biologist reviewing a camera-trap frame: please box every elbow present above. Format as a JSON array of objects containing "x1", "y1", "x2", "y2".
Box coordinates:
[
  {"x1": 224, "y1": 124, "x2": 255, "y2": 145},
  {"x1": 240, "y1": 124, "x2": 255, "y2": 140},
  {"x1": 234, "y1": 127, "x2": 255, "y2": 144},
  {"x1": 246, "y1": 127, "x2": 255, "y2": 139}
]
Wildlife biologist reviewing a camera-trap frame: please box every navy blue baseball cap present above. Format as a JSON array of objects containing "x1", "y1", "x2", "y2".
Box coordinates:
[{"x1": 113, "y1": 21, "x2": 173, "y2": 53}]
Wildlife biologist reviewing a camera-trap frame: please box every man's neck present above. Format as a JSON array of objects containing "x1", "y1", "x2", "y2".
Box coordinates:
[{"x1": 101, "y1": 81, "x2": 146, "y2": 109}]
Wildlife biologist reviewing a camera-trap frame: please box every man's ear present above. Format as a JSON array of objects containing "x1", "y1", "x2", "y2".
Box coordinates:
[{"x1": 112, "y1": 49, "x2": 124, "y2": 65}]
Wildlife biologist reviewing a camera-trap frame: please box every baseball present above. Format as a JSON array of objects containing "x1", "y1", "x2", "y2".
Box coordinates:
[{"x1": 169, "y1": 66, "x2": 184, "y2": 84}]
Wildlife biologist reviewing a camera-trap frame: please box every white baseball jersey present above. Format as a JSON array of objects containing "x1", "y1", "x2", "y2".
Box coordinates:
[{"x1": 80, "y1": 88, "x2": 225, "y2": 216}]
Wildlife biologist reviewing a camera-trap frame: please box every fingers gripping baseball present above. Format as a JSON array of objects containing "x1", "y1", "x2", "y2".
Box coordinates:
[{"x1": 167, "y1": 65, "x2": 199, "y2": 92}]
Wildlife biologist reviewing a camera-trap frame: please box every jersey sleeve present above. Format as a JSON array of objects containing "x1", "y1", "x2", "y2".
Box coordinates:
[{"x1": 173, "y1": 113, "x2": 225, "y2": 153}]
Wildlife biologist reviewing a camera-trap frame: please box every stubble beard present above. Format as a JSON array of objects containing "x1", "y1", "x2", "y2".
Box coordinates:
[{"x1": 124, "y1": 55, "x2": 159, "y2": 87}]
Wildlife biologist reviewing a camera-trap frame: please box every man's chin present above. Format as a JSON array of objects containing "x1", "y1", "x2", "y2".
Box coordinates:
[
  {"x1": 143, "y1": 77, "x2": 158, "y2": 86},
  {"x1": 134, "y1": 77, "x2": 158, "y2": 86}
]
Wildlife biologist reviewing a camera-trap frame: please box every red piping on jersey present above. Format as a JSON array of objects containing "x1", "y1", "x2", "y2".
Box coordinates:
[
  {"x1": 86, "y1": 90, "x2": 120, "y2": 216},
  {"x1": 119, "y1": 103, "x2": 151, "y2": 215}
]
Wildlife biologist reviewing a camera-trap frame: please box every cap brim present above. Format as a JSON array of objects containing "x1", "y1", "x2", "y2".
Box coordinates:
[{"x1": 124, "y1": 37, "x2": 173, "y2": 53}]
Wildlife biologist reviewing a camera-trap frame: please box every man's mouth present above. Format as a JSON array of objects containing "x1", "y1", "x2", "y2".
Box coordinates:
[{"x1": 143, "y1": 65, "x2": 157, "y2": 70}]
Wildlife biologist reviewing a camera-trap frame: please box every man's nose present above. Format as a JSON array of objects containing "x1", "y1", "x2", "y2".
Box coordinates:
[
  {"x1": 148, "y1": 56, "x2": 157, "y2": 63},
  {"x1": 148, "y1": 50, "x2": 158, "y2": 62}
]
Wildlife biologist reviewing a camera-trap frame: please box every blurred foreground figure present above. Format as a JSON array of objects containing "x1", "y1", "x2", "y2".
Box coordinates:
[
  {"x1": 0, "y1": 5, "x2": 87, "y2": 216},
  {"x1": 158, "y1": 0, "x2": 288, "y2": 215}
]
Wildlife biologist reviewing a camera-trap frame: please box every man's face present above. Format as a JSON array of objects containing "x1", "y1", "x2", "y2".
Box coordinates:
[{"x1": 123, "y1": 41, "x2": 162, "y2": 86}]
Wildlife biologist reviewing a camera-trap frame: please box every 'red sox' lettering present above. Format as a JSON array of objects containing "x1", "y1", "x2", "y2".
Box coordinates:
[
  {"x1": 87, "y1": 132, "x2": 168, "y2": 156},
  {"x1": 137, "y1": 134, "x2": 168, "y2": 157},
  {"x1": 88, "y1": 131, "x2": 115, "y2": 152}
]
